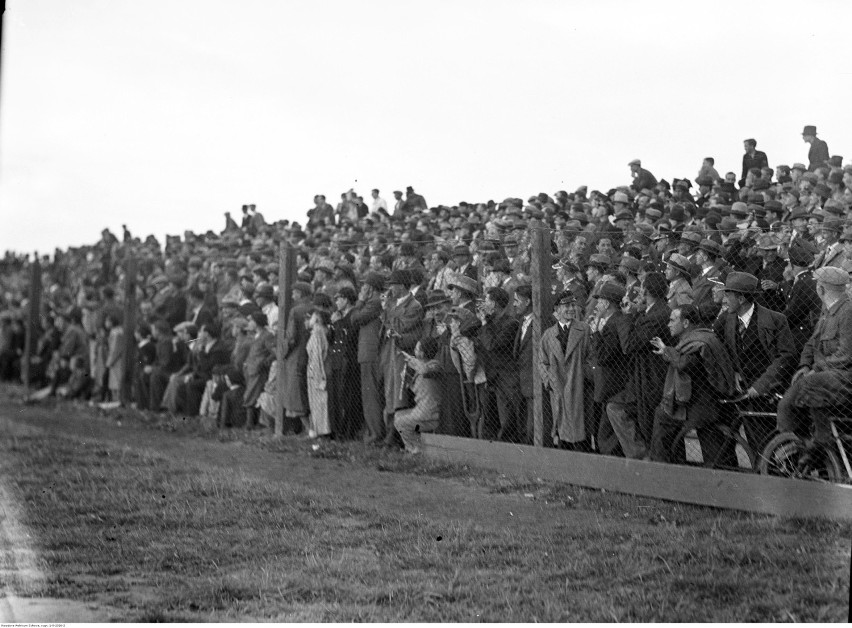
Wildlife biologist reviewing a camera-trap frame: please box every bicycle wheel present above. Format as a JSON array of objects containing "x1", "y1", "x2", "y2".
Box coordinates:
[
  {"x1": 713, "y1": 424, "x2": 756, "y2": 472},
  {"x1": 758, "y1": 433, "x2": 843, "y2": 482}
]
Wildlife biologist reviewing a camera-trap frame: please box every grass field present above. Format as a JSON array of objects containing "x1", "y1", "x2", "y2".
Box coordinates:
[{"x1": 0, "y1": 396, "x2": 850, "y2": 621}]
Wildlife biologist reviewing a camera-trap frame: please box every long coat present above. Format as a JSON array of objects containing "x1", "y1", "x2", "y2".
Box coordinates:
[
  {"x1": 282, "y1": 298, "x2": 311, "y2": 415},
  {"x1": 242, "y1": 328, "x2": 276, "y2": 407},
  {"x1": 782, "y1": 271, "x2": 821, "y2": 353},
  {"x1": 105, "y1": 326, "x2": 124, "y2": 391},
  {"x1": 380, "y1": 294, "x2": 423, "y2": 415},
  {"x1": 539, "y1": 321, "x2": 589, "y2": 443}
]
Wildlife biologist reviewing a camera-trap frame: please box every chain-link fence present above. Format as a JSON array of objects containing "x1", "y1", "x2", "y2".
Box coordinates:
[{"x1": 3, "y1": 214, "x2": 852, "y2": 484}]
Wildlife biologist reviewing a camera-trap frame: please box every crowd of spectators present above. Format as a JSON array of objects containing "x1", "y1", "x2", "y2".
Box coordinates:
[{"x1": 2, "y1": 125, "x2": 851, "y2": 467}]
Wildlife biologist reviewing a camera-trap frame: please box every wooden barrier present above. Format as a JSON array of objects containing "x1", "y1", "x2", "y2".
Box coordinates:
[{"x1": 421, "y1": 433, "x2": 852, "y2": 521}]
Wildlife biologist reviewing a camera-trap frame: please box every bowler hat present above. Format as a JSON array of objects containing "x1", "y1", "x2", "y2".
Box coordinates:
[
  {"x1": 813, "y1": 183, "x2": 831, "y2": 199},
  {"x1": 669, "y1": 205, "x2": 685, "y2": 222},
  {"x1": 730, "y1": 202, "x2": 749, "y2": 218},
  {"x1": 724, "y1": 272, "x2": 760, "y2": 294}
]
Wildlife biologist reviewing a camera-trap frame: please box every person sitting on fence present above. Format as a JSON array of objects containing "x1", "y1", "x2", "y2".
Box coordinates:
[
  {"x1": 395, "y1": 337, "x2": 442, "y2": 454},
  {"x1": 649, "y1": 304, "x2": 737, "y2": 465},
  {"x1": 776, "y1": 267, "x2": 852, "y2": 466}
]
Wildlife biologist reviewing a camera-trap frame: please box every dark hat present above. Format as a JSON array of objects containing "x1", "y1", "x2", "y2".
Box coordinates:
[
  {"x1": 705, "y1": 211, "x2": 722, "y2": 227},
  {"x1": 724, "y1": 272, "x2": 760, "y2": 294},
  {"x1": 825, "y1": 155, "x2": 844, "y2": 168},
  {"x1": 764, "y1": 200, "x2": 783, "y2": 214},
  {"x1": 788, "y1": 207, "x2": 809, "y2": 221},
  {"x1": 593, "y1": 281, "x2": 627, "y2": 304},
  {"x1": 813, "y1": 183, "x2": 831, "y2": 199},
  {"x1": 554, "y1": 290, "x2": 576, "y2": 307},
  {"x1": 452, "y1": 244, "x2": 471, "y2": 257},
  {"x1": 388, "y1": 269, "x2": 411, "y2": 287},
  {"x1": 255, "y1": 282, "x2": 274, "y2": 300},
  {"x1": 293, "y1": 281, "x2": 313, "y2": 296},
  {"x1": 446, "y1": 306, "x2": 480, "y2": 333},
  {"x1": 425, "y1": 290, "x2": 452, "y2": 309},
  {"x1": 491, "y1": 259, "x2": 512, "y2": 274},
  {"x1": 823, "y1": 200, "x2": 846, "y2": 216},
  {"x1": 788, "y1": 239, "x2": 816, "y2": 266},
  {"x1": 669, "y1": 204, "x2": 685, "y2": 222},
  {"x1": 821, "y1": 218, "x2": 844, "y2": 233},
  {"x1": 363, "y1": 272, "x2": 386, "y2": 292},
  {"x1": 336, "y1": 286, "x2": 358, "y2": 303},
  {"x1": 730, "y1": 202, "x2": 749, "y2": 218},
  {"x1": 614, "y1": 209, "x2": 633, "y2": 222},
  {"x1": 645, "y1": 207, "x2": 663, "y2": 220},
  {"x1": 802, "y1": 125, "x2": 817, "y2": 136}
]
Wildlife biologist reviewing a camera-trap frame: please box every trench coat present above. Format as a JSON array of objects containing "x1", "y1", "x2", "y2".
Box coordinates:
[{"x1": 539, "y1": 320, "x2": 589, "y2": 443}]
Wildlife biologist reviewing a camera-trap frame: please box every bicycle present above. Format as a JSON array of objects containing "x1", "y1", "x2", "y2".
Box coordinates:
[
  {"x1": 758, "y1": 415, "x2": 852, "y2": 484},
  {"x1": 668, "y1": 393, "x2": 777, "y2": 472}
]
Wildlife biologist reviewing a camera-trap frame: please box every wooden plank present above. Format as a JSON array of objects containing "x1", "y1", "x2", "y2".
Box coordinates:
[
  {"x1": 121, "y1": 256, "x2": 138, "y2": 405},
  {"x1": 528, "y1": 220, "x2": 552, "y2": 447},
  {"x1": 275, "y1": 241, "x2": 295, "y2": 433},
  {"x1": 421, "y1": 433, "x2": 852, "y2": 521},
  {"x1": 21, "y1": 258, "x2": 42, "y2": 389}
]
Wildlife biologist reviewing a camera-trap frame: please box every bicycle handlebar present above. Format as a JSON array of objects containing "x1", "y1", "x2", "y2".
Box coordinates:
[{"x1": 719, "y1": 392, "x2": 784, "y2": 405}]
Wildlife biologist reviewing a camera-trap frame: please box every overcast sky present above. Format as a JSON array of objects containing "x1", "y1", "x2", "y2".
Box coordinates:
[{"x1": 1, "y1": 0, "x2": 850, "y2": 253}]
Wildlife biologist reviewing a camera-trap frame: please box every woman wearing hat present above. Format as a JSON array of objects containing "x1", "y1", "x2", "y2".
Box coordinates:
[{"x1": 664, "y1": 253, "x2": 694, "y2": 310}]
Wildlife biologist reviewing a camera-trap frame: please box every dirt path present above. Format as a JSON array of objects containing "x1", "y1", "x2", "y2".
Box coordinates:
[{"x1": 0, "y1": 402, "x2": 598, "y2": 534}]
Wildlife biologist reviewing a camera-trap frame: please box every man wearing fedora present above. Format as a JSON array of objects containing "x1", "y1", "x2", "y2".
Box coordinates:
[
  {"x1": 692, "y1": 239, "x2": 725, "y2": 323},
  {"x1": 540, "y1": 290, "x2": 590, "y2": 451},
  {"x1": 589, "y1": 281, "x2": 631, "y2": 456},
  {"x1": 782, "y1": 240, "x2": 821, "y2": 354},
  {"x1": 802, "y1": 125, "x2": 830, "y2": 173},
  {"x1": 754, "y1": 234, "x2": 787, "y2": 313},
  {"x1": 715, "y1": 272, "x2": 797, "y2": 455},
  {"x1": 446, "y1": 273, "x2": 479, "y2": 313},
  {"x1": 776, "y1": 267, "x2": 852, "y2": 465},
  {"x1": 814, "y1": 218, "x2": 846, "y2": 270},
  {"x1": 379, "y1": 269, "x2": 424, "y2": 448},
  {"x1": 665, "y1": 253, "x2": 694, "y2": 310},
  {"x1": 351, "y1": 273, "x2": 386, "y2": 443}
]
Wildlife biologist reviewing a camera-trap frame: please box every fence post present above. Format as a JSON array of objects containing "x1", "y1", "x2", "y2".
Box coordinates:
[
  {"x1": 121, "y1": 255, "x2": 138, "y2": 405},
  {"x1": 21, "y1": 256, "x2": 42, "y2": 389},
  {"x1": 275, "y1": 241, "x2": 295, "y2": 433},
  {"x1": 529, "y1": 220, "x2": 553, "y2": 447}
]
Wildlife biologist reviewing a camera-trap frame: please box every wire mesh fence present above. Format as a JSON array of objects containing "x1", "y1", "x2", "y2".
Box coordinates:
[{"x1": 2, "y1": 212, "x2": 852, "y2": 483}]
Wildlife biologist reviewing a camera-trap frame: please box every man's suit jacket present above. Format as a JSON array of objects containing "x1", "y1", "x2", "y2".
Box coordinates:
[
  {"x1": 381, "y1": 294, "x2": 423, "y2": 354},
  {"x1": 590, "y1": 311, "x2": 631, "y2": 403},
  {"x1": 808, "y1": 138, "x2": 830, "y2": 172},
  {"x1": 782, "y1": 271, "x2": 821, "y2": 352},
  {"x1": 714, "y1": 304, "x2": 796, "y2": 394},
  {"x1": 477, "y1": 310, "x2": 519, "y2": 381},
  {"x1": 513, "y1": 314, "x2": 535, "y2": 398},
  {"x1": 815, "y1": 244, "x2": 846, "y2": 270},
  {"x1": 190, "y1": 305, "x2": 217, "y2": 330},
  {"x1": 350, "y1": 296, "x2": 383, "y2": 363},
  {"x1": 692, "y1": 264, "x2": 721, "y2": 321}
]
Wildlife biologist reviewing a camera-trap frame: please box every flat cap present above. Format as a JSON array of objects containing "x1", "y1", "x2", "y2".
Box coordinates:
[
  {"x1": 447, "y1": 273, "x2": 480, "y2": 295},
  {"x1": 593, "y1": 281, "x2": 627, "y2": 303},
  {"x1": 814, "y1": 266, "x2": 850, "y2": 286},
  {"x1": 628, "y1": 159, "x2": 642, "y2": 167}
]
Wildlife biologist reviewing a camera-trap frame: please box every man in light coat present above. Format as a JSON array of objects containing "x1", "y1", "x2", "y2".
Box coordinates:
[{"x1": 539, "y1": 290, "x2": 590, "y2": 450}]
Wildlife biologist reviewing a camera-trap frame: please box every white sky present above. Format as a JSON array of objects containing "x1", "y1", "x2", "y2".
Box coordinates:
[{"x1": 1, "y1": 0, "x2": 850, "y2": 253}]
